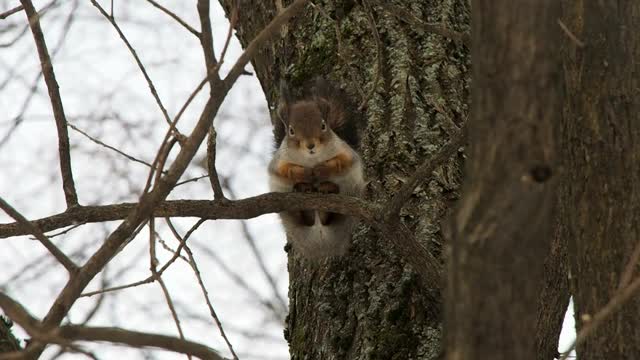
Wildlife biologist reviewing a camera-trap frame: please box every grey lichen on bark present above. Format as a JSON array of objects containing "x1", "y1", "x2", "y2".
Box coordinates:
[{"x1": 219, "y1": 0, "x2": 469, "y2": 358}]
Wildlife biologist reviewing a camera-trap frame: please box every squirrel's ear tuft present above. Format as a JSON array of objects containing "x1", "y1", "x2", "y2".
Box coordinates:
[
  {"x1": 313, "y1": 77, "x2": 332, "y2": 97},
  {"x1": 313, "y1": 78, "x2": 345, "y2": 129},
  {"x1": 277, "y1": 80, "x2": 291, "y2": 125}
]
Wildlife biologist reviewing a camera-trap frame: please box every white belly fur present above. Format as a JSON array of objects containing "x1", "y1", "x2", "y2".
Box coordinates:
[{"x1": 268, "y1": 137, "x2": 365, "y2": 259}]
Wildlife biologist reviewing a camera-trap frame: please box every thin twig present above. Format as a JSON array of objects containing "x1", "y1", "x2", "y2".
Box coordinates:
[
  {"x1": 80, "y1": 219, "x2": 205, "y2": 297},
  {"x1": 557, "y1": 19, "x2": 585, "y2": 48},
  {"x1": 0, "y1": 197, "x2": 78, "y2": 273},
  {"x1": 191, "y1": 241, "x2": 286, "y2": 322},
  {"x1": 0, "y1": 292, "x2": 224, "y2": 360},
  {"x1": 143, "y1": 136, "x2": 179, "y2": 195},
  {"x1": 197, "y1": 0, "x2": 226, "y2": 202},
  {"x1": 207, "y1": 126, "x2": 226, "y2": 200},
  {"x1": 141, "y1": 74, "x2": 209, "y2": 197},
  {"x1": 156, "y1": 231, "x2": 190, "y2": 264},
  {"x1": 166, "y1": 219, "x2": 239, "y2": 360},
  {"x1": 90, "y1": 0, "x2": 175, "y2": 129},
  {"x1": 43, "y1": 223, "x2": 83, "y2": 239},
  {"x1": 149, "y1": 219, "x2": 191, "y2": 360},
  {"x1": 0, "y1": 5, "x2": 23, "y2": 20},
  {"x1": 21, "y1": 0, "x2": 79, "y2": 207},
  {"x1": 215, "y1": 0, "x2": 240, "y2": 72},
  {"x1": 197, "y1": 0, "x2": 221, "y2": 84},
  {"x1": 560, "y1": 276, "x2": 640, "y2": 360},
  {"x1": 80, "y1": 277, "x2": 153, "y2": 298},
  {"x1": 146, "y1": 0, "x2": 200, "y2": 37},
  {"x1": 67, "y1": 121, "x2": 156, "y2": 169},
  {"x1": 225, "y1": 185, "x2": 287, "y2": 313},
  {"x1": 619, "y1": 239, "x2": 640, "y2": 290},
  {"x1": 0, "y1": 0, "x2": 73, "y2": 150},
  {"x1": 384, "y1": 125, "x2": 467, "y2": 218},
  {"x1": 176, "y1": 174, "x2": 210, "y2": 187}
]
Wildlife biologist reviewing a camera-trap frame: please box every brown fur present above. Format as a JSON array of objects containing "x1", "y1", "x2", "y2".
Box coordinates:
[
  {"x1": 274, "y1": 78, "x2": 360, "y2": 150},
  {"x1": 282, "y1": 100, "x2": 334, "y2": 153},
  {"x1": 312, "y1": 151, "x2": 353, "y2": 179}
]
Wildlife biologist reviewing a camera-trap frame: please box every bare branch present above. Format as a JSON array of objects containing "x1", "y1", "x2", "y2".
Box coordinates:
[
  {"x1": 190, "y1": 241, "x2": 287, "y2": 322},
  {"x1": 67, "y1": 121, "x2": 156, "y2": 169},
  {"x1": 384, "y1": 125, "x2": 466, "y2": 218},
  {"x1": 557, "y1": 19, "x2": 585, "y2": 48},
  {"x1": 20, "y1": 0, "x2": 78, "y2": 207},
  {"x1": 80, "y1": 277, "x2": 152, "y2": 298},
  {"x1": 166, "y1": 220, "x2": 239, "y2": 360},
  {"x1": 90, "y1": 0, "x2": 175, "y2": 129},
  {"x1": 148, "y1": 219, "x2": 191, "y2": 360},
  {"x1": 0, "y1": 197, "x2": 78, "y2": 274},
  {"x1": 80, "y1": 220, "x2": 205, "y2": 298},
  {"x1": 0, "y1": 193, "x2": 373, "y2": 239},
  {"x1": 23, "y1": 3, "x2": 311, "y2": 358},
  {"x1": 560, "y1": 276, "x2": 640, "y2": 360},
  {"x1": 197, "y1": 0, "x2": 220, "y2": 84},
  {"x1": 63, "y1": 326, "x2": 225, "y2": 360},
  {"x1": 619, "y1": 239, "x2": 640, "y2": 290},
  {"x1": 216, "y1": 0, "x2": 240, "y2": 71},
  {"x1": 0, "y1": 5, "x2": 23, "y2": 20},
  {"x1": 146, "y1": 0, "x2": 200, "y2": 37},
  {"x1": 224, "y1": 185, "x2": 287, "y2": 313},
  {"x1": 0, "y1": 293, "x2": 225, "y2": 360},
  {"x1": 207, "y1": 126, "x2": 226, "y2": 200},
  {"x1": 198, "y1": 0, "x2": 226, "y2": 202}
]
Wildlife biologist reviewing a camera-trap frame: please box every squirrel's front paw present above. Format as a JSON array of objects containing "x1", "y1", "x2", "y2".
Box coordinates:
[
  {"x1": 312, "y1": 164, "x2": 331, "y2": 180},
  {"x1": 288, "y1": 165, "x2": 312, "y2": 183}
]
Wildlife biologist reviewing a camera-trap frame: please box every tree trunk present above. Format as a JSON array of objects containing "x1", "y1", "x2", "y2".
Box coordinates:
[
  {"x1": 535, "y1": 214, "x2": 571, "y2": 360},
  {"x1": 446, "y1": 1, "x2": 561, "y2": 359},
  {"x1": 561, "y1": 2, "x2": 640, "y2": 358},
  {"x1": 220, "y1": 0, "x2": 469, "y2": 358}
]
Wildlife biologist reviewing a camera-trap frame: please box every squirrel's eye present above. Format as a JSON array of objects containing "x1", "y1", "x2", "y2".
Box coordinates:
[
  {"x1": 288, "y1": 126, "x2": 295, "y2": 136},
  {"x1": 321, "y1": 120, "x2": 327, "y2": 131}
]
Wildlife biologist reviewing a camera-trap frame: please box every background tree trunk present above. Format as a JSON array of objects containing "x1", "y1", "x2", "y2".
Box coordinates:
[
  {"x1": 535, "y1": 216, "x2": 571, "y2": 360},
  {"x1": 561, "y1": 2, "x2": 640, "y2": 358},
  {"x1": 220, "y1": 0, "x2": 470, "y2": 358},
  {"x1": 446, "y1": 1, "x2": 561, "y2": 359}
]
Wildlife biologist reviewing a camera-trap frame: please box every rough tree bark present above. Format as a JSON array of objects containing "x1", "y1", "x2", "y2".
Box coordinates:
[
  {"x1": 446, "y1": 1, "x2": 561, "y2": 360},
  {"x1": 220, "y1": 0, "x2": 469, "y2": 358},
  {"x1": 561, "y1": 2, "x2": 640, "y2": 359},
  {"x1": 535, "y1": 213, "x2": 571, "y2": 360}
]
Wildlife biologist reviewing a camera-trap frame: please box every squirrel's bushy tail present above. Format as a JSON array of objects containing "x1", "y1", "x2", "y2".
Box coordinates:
[{"x1": 284, "y1": 212, "x2": 355, "y2": 260}]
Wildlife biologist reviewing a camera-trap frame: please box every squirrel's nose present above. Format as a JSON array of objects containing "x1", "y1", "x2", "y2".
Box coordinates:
[{"x1": 307, "y1": 143, "x2": 315, "y2": 150}]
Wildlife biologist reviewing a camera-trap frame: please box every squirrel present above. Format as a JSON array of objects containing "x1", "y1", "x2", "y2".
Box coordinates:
[{"x1": 268, "y1": 78, "x2": 366, "y2": 259}]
